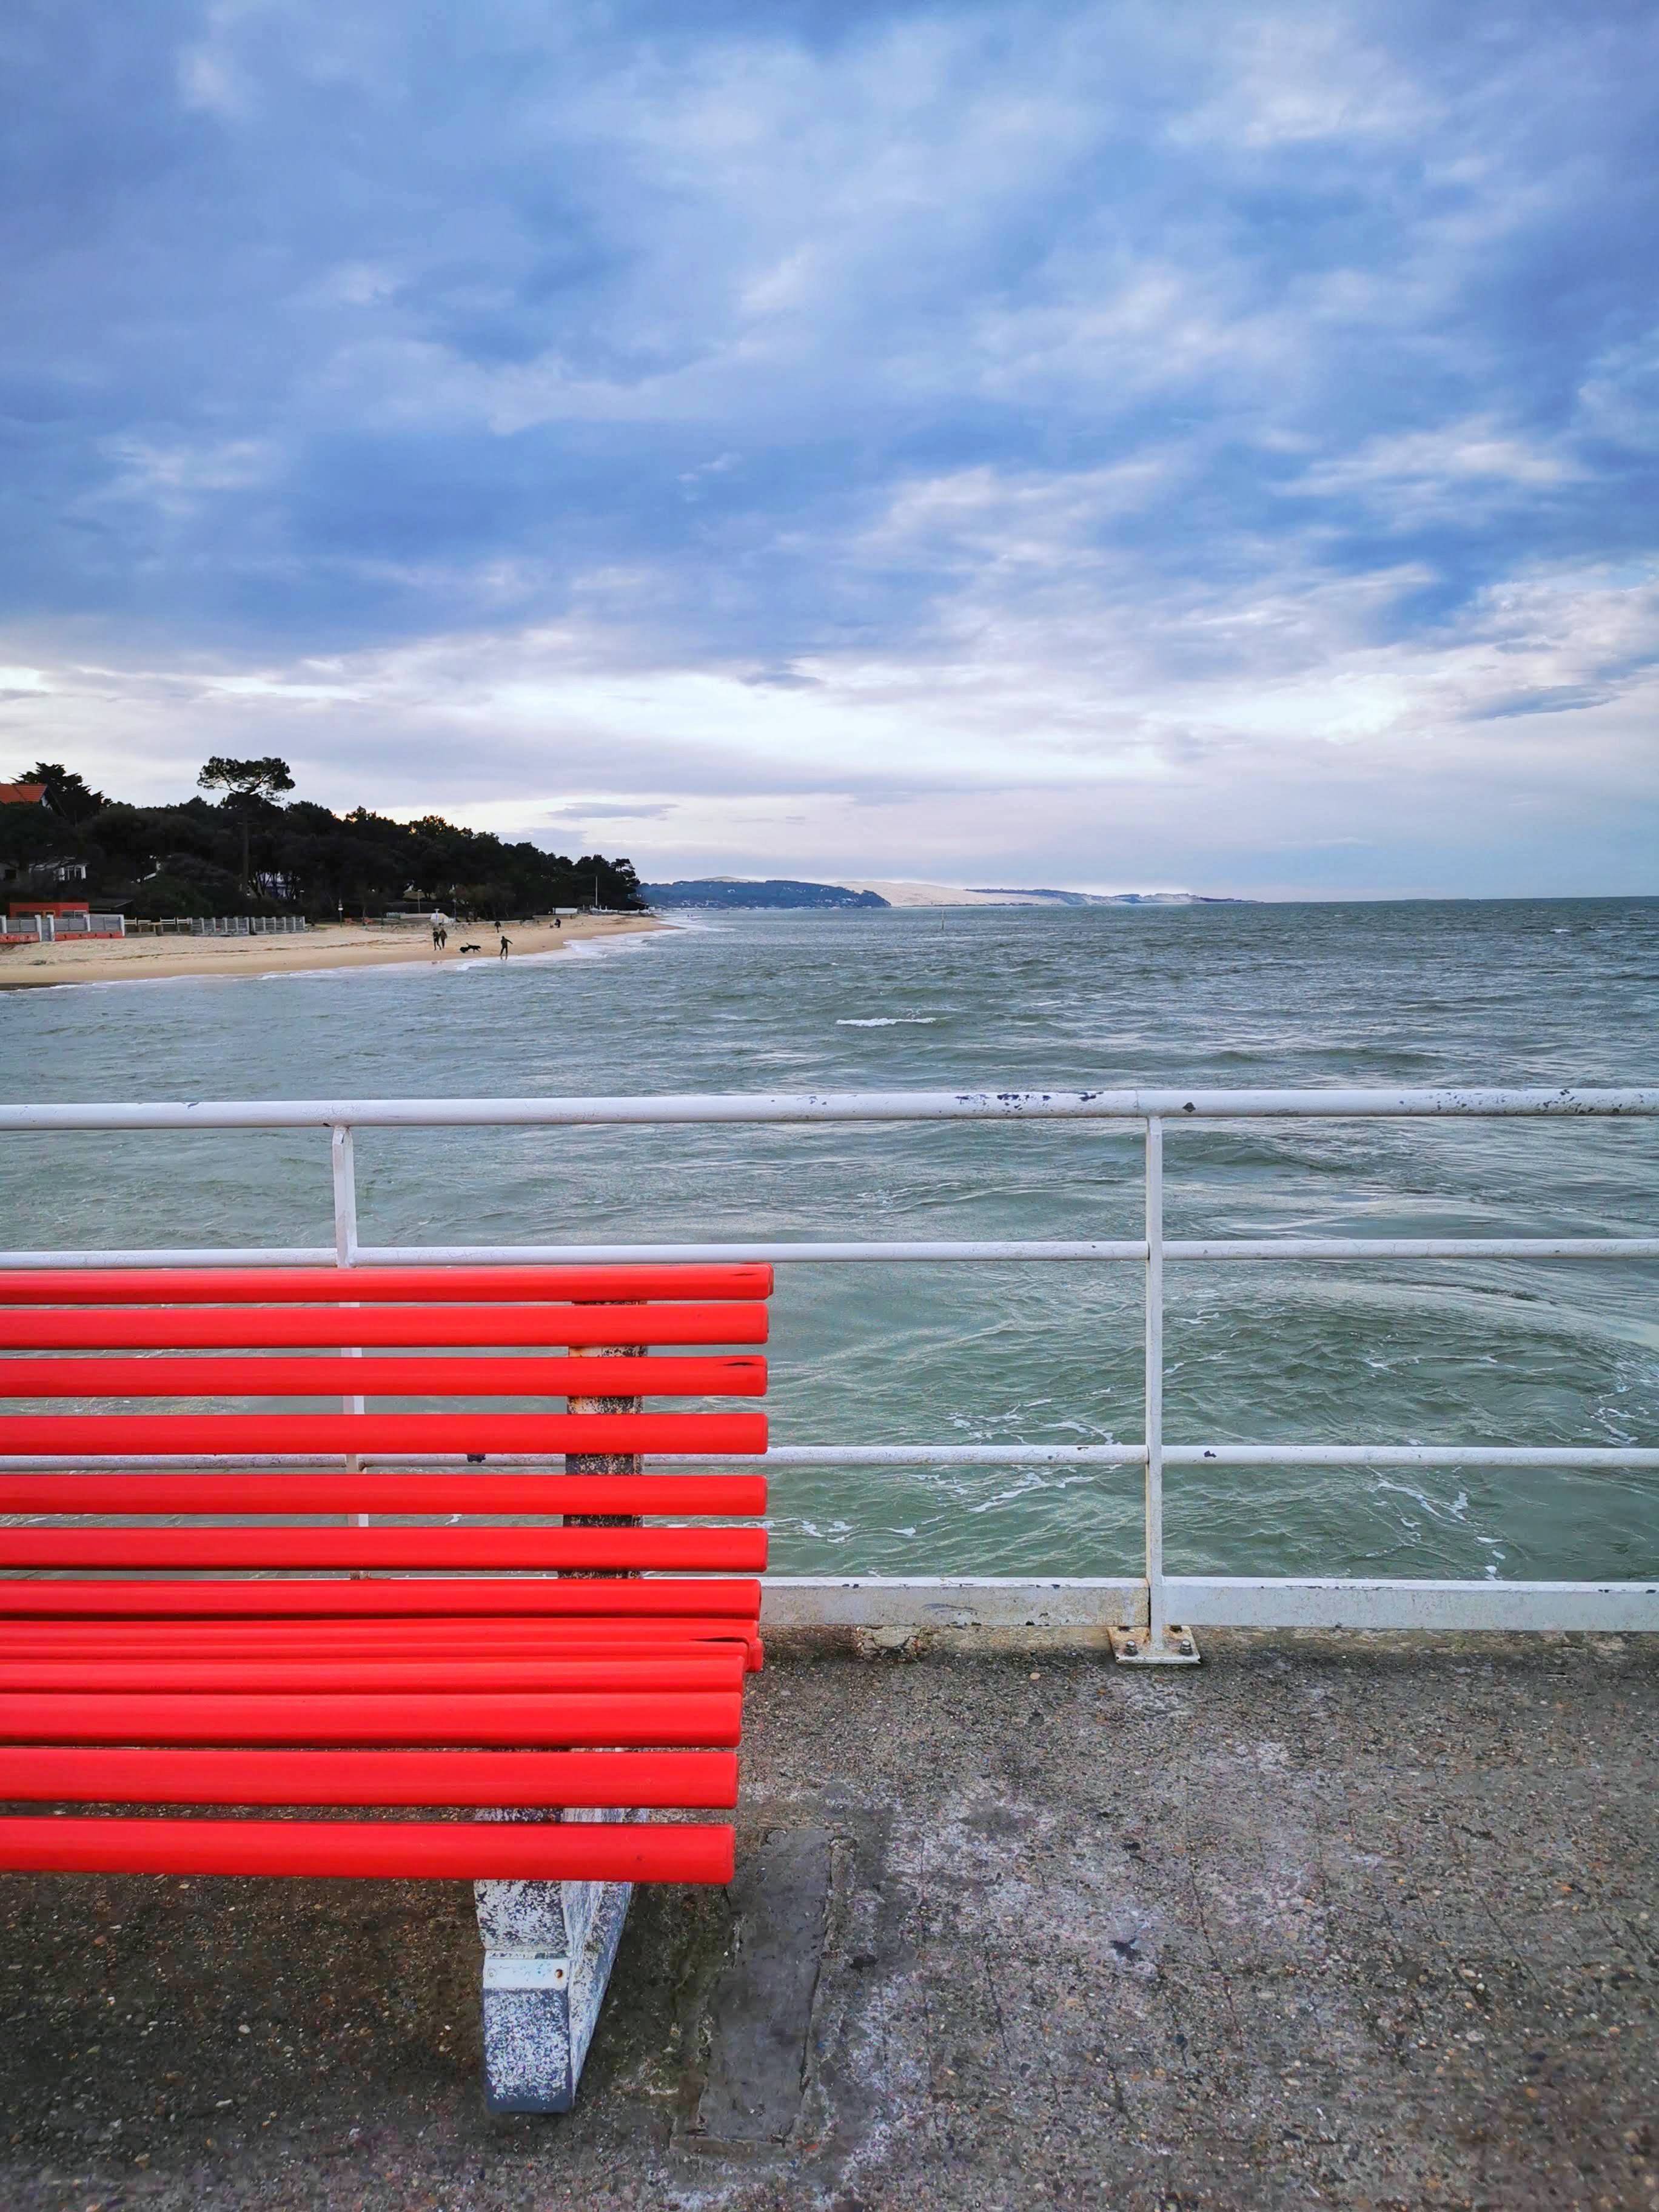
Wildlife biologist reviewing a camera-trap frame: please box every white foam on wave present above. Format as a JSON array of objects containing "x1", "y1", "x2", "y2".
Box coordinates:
[
  {"x1": 836, "y1": 1015, "x2": 939, "y2": 1027},
  {"x1": 560, "y1": 930, "x2": 657, "y2": 962},
  {"x1": 437, "y1": 928, "x2": 666, "y2": 974}
]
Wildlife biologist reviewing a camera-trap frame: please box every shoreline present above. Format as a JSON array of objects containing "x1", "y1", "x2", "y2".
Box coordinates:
[{"x1": 0, "y1": 912, "x2": 666, "y2": 990}]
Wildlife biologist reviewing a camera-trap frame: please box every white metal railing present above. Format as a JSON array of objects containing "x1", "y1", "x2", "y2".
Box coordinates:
[
  {"x1": 189, "y1": 916, "x2": 309, "y2": 936},
  {"x1": 3, "y1": 913, "x2": 126, "y2": 942},
  {"x1": 0, "y1": 1087, "x2": 1655, "y2": 1652}
]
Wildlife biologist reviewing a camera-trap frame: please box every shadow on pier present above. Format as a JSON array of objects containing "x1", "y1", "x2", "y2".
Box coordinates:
[{"x1": 1, "y1": 1632, "x2": 1654, "y2": 2210}]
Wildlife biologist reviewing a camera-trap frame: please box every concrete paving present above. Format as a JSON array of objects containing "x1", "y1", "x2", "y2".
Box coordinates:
[{"x1": 1, "y1": 1631, "x2": 1655, "y2": 2211}]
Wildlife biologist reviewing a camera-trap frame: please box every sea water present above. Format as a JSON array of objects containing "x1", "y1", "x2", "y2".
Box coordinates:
[{"x1": 1, "y1": 898, "x2": 1655, "y2": 1583}]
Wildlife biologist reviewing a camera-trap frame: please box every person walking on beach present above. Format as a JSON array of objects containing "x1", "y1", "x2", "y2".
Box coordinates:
[{"x1": 498, "y1": 930, "x2": 511, "y2": 959}]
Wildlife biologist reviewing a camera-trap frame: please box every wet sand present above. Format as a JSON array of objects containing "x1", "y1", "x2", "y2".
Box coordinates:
[{"x1": 0, "y1": 912, "x2": 665, "y2": 989}]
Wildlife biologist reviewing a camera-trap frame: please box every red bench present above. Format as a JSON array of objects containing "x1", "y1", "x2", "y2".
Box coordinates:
[{"x1": 0, "y1": 1262, "x2": 771, "y2": 2110}]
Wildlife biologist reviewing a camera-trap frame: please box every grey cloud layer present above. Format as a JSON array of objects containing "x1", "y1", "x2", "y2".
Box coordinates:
[{"x1": 2, "y1": 0, "x2": 1657, "y2": 891}]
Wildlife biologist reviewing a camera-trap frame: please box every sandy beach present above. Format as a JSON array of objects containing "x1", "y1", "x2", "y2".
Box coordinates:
[{"x1": 0, "y1": 911, "x2": 665, "y2": 990}]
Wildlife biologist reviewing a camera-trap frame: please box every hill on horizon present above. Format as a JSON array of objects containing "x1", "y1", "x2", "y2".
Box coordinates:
[
  {"x1": 642, "y1": 877, "x2": 889, "y2": 910},
  {"x1": 840, "y1": 879, "x2": 1248, "y2": 908},
  {"x1": 643, "y1": 875, "x2": 1251, "y2": 911}
]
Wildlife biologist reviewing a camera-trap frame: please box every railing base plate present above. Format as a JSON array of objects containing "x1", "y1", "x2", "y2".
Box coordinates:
[{"x1": 1110, "y1": 1624, "x2": 1200, "y2": 1666}]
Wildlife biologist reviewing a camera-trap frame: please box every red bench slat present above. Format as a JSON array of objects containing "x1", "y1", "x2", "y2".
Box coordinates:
[
  {"x1": 0, "y1": 1745, "x2": 739, "y2": 1807},
  {"x1": 0, "y1": 1577, "x2": 763, "y2": 1618},
  {"x1": 0, "y1": 1619, "x2": 756, "y2": 1653},
  {"x1": 0, "y1": 1304, "x2": 769, "y2": 1350},
  {"x1": 0, "y1": 1815, "x2": 736, "y2": 1883},
  {"x1": 0, "y1": 1688, "x2": 743, "y2": 1744},
  {"x1": 0, "y1": 1265, "x2": 773, "y2": 1305},
  {"x1": 0, "y1": 1355, "x2": 766, "y2": 1398},
  {"x1": 0, "y1": 1527, "x2": 768, "y2": 1571},
  {"x1": 0, "y1": 1473, "x2": 766, "y2": 1517},
  {"x1": 0, "y1": 1412, "x2": 766, "y2": 1455},
  {"x1": 0, "y1": 1621, "x2": 763, "y2": 1672},
  {"x1": 0, "y1": 1653, "x2": 745, "y2": 1693}
]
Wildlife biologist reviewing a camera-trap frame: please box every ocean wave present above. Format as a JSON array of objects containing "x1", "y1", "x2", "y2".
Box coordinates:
[{"x1": 837, "y1": 1015, "x2": 939, "y2": 1027}]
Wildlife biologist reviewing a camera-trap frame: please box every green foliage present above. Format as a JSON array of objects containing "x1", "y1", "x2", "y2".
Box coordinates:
[
  {"x1": 196, "y1": 757, "x2": 298, "y2": 890},
  {"x1": 0, "y1": 793, "x2": 61, "y2": 873},
  {"x1": 21, "y1": 762, "x2": 107, "y2": 825},
  {"x1": 124, "y1": 872, "x2": 216, "y2": 920},
  {"x1": 3, "y1": 760, "x2": 645, "y2": 917},
  {"x1": 196, "y1": 756, "x2": 297, "y2": 804}
]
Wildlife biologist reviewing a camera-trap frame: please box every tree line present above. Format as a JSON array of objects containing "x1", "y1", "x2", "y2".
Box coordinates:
[{"x1": 1, "y1": 759, "x2": 645, "y2": 920}]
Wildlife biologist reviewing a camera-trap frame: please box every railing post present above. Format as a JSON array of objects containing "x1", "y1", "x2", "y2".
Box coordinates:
[
  {"x1": 1112, "y1": 1116, "x2": 1198, "y2": 1663},
  {"x1": 1145, "y1": 1116, "x2": 1164, "y2": 1635},
  {"x1": 330, "y1": 1125, "x2": 367, "y2": 1522},
  {"x1": 330, "y1": 1124, "x2": 359, "y2": 1267}
]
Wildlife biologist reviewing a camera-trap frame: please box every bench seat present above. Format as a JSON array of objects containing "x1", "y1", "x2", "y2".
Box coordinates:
[{"x1": 0, "y1": 1261, "x2": 772, "y2": 2109}]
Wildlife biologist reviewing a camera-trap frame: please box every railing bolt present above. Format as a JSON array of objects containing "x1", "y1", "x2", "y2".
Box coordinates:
[{"x1": 1111, "y1": 1623, "x2": 1201, "y2": 1666}]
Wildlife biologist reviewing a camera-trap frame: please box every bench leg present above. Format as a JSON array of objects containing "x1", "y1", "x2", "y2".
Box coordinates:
[{"x1": 474, "y1": 1809, "x2": 637, "y2": 2113}]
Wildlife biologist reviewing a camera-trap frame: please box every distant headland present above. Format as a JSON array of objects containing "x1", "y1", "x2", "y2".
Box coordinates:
[
  {"x1": 643, "y1": 876, "x2": 1248, "y2": 910},
  {"x1": 642, "y1": 877, "x2": 889, "y2": 910},
  {"x1": 846, "y1": 881, "x2": 1250, "y2": 908}
]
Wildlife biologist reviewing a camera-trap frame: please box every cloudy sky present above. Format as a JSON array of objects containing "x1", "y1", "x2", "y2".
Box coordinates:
[{"x1": 3, "y1": 0, "x2": 1657, "y2": 896}]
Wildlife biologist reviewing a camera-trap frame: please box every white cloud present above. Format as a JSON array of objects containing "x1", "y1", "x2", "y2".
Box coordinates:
[
  {"x1": 1287, "y1": 418, "x2": 1586, "y2": 519},
  {"x1": 101, "y1": 438, "x2": 280, "y2": 504},
  {"x1": 1168, "y1": 19, "x2": 1436, "y2": 150}
]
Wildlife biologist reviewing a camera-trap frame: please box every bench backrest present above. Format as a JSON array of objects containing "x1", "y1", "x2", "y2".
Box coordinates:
[{"x1": 0, "y1": 1262, "x2": 771, "y2": 1587}]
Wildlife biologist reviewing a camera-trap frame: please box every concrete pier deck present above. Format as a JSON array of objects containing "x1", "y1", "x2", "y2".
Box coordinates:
[{"x1": 1, "y1": 1631, "x2": 1654, "y2": 2211}]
